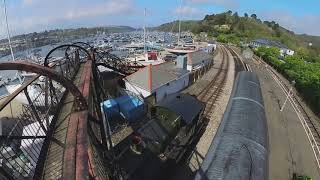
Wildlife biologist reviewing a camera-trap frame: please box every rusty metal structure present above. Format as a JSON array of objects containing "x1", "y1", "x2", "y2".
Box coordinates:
[
  {"x1": 0, "y1": 43, "x2": 143, "y2": 180},
  {"x1": 94, "y1": 49, "x2": 145, "y2": 75}
]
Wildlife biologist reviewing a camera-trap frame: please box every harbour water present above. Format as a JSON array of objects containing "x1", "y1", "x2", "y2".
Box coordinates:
[
  {"x1": 0, "y1": 36, "x2": 128, "y2": 98},
  {"x1": 0, "y1": 31, "x2": 175, "y2": 98}
]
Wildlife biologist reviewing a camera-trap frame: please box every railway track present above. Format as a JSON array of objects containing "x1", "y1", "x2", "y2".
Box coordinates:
[
  {"x1": 226, "y1": 46, "x2": 248, "y2": 72},
  {"x1": 182, "y1": 45, "x2": 230, "y2": 165},
  {"x1": 197, "y1": 45, "x2": 230, "y2": 119},
  {"x1": 254, "y1": 55, "x2": 320, "y2": 169}
]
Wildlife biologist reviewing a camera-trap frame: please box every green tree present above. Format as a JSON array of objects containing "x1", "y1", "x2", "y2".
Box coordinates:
[
  {"x1": 217, "y1": 34, "x2": 227, "y2": 43},
  {"x1": 233, "y1": 12, "x2": 240, "y2": 22},
  {"x1": 251, "y1": 14, "x2": 257, "y2": 19}
]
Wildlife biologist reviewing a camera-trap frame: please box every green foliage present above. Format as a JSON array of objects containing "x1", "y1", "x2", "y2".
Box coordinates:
[
  {"x1": 153, "y1": 20, "x2": 200, "y2": 32},
  {"x1": 217, "y1": 34, "x2": 227, "y2": 43},
  {"x1": 217, "y1": 34, "x2": 240, "y2": 44},
  {"x1": 255, "y1": 46, "x2": 320, "y2": 114},
  {"x1": 155, "y1": 10, "x2": 320, "y2": 62},
  {"x1": 154, "y1": 10, "x2": 320, "y2": 114},
  {"x1": 206, "y1": 11, "x2": 320, "y2": 61},
  {"x1": 251, "y1": 14, "x2": 257, "y2": 19},
  {"x1": 255, "y1": 46, "x2": 283, "y2": 69}
]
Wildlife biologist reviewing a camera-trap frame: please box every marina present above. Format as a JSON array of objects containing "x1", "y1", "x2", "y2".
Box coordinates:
[
  {"x1": 0, "y1": 25, "x2": 220, "y2": 179},
  {"x1": 0, "y1": 0, "x2": 318, "y2": 179}
]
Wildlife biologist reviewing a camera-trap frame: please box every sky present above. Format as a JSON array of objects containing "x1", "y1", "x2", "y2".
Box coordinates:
[{"x1": 0, "y1": 0, "x2": 320, "y2": 37}]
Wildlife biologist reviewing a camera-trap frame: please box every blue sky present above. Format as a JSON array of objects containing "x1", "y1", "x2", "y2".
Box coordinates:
[{"x1": 1, "y1": 0, "x2": 320, "y2": 37}]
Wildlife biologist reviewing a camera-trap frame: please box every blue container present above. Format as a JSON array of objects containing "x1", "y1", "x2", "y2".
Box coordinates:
[
  {"x1": 101, "y1": 95, "x2": 144, "y2": 122},
  {"x1": 101, "y1": 98, "x2": 120, "y2": 117}
]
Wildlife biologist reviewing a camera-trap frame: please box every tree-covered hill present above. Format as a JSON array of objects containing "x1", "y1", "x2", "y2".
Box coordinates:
[
  {"x1": 154, "y1": 11, "x2": 320, "y2": 62},
  {"x1": 152, "y1": 20, "x2": 199, "y2": 32}
]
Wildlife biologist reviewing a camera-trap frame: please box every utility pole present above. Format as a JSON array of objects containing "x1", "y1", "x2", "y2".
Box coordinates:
[
  {"x1": 280, "y1": 80, "x2": 296, "y2": 112},
  {"x1": 143, "y1": 8, "x2": 147, "y2": 55}
]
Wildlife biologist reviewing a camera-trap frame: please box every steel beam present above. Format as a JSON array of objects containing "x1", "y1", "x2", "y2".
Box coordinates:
[
  {"x1": 0, "y1": 61, "x2": 87, "y2": 110},
  {"x1": 0, "y1": 75, "x2": 39, "y2": 112}
]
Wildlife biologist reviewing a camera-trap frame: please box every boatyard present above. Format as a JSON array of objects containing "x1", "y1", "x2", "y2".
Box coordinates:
[
  {"x1": 0, "y1": 32, "x2": 318, "y2": 180},
  {"x1": 0, "y1": 1, "x2": 319, "y2": 179}
]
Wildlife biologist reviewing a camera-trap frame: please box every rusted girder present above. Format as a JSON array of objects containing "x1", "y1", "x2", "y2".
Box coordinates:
[
  {"x1": 44, "y1": 44, "x2": 92, "y2": 66},
  {"x1": 72, "y1": 42, "x2": 94, "y2": 50},
  {"x1": 0, "y1": 61, "x2": 87, "y2": 110},
  {"x1": 0, "y1": 75, "x2": 39, "y2": 112}
]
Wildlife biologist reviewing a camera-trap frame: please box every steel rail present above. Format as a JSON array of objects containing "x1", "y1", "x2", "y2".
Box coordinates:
[
  {"x1": 202, "y1": 46, "x2": 229, "y2": 117},
  {"x1": 255, "y1": 55, "x2": 320, "y2": 169}
]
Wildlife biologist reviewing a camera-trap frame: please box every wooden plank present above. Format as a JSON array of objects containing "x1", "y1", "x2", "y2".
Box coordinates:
[
  {"x1": 62, "y1": 111, "x2": 80, "y2": 179},
  {"x1": 41, "y1": 64, "x2": 85, "y2": 179},
  {"x1": 76, "y1": 111, "x2": 88, "y2": 180},
  {"x1": 42, "y1": 60, "x2": 94, "y2": 180}
]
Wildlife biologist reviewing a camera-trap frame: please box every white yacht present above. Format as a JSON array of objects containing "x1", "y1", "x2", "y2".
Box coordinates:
[{"x1": 126, "y1": 52, "x2": 165, "y2": 66}]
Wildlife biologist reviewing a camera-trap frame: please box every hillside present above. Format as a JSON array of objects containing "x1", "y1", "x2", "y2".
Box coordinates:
[
  {"x1": 155, "y1": 11, "x2": 320, "y2": 62},
  {"x1": 153, "y1": 20, "x2": 199, "y2": 32},
  {"x1": 9, "y1": 26, "x2": 135, "y2": 41}
]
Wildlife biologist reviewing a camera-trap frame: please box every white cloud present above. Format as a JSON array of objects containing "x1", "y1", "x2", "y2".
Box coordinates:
[
  {"x1": 261, "y1": 11, "x2": 320, "y2": 36},
  {"x1": 186, "y1": 0, "x2": 238, "y2": 9},
  {"x1": 22, "y1": 0, "x2": 35, "y2": 5},
  {"x1": 3, "y1": 0, "x2": 137, "y2": 34},
  {"x1": 174, "y1": 6, "x2": 202, "y2": 16},
  {"x1": 65, "y1": 0, "x2": 135, "y2": 20}
]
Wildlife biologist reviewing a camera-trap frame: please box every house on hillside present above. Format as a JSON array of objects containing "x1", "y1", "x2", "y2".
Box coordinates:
[
  {"x1": 125, "y1": 62, "x2": 190, "y2": 103},
  {"x1": 249, "y1": 39, "x2": 295, "y2": 56}
]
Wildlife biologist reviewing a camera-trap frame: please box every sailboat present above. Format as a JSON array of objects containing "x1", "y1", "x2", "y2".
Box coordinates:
[
  {"x1": 165, "y1": 0, "x2": 197, "y2": 55},
  {"x1": 1, "y1": 0, "x2": 54, "y2": 106},
  {"x1": 126, "y1": 8, "x2": 165, "y2": 66}
]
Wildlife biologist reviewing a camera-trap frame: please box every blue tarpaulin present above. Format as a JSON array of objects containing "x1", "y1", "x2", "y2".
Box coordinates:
[{"x1": 101, "y1": 95, "x2": 144, "y2": 122}]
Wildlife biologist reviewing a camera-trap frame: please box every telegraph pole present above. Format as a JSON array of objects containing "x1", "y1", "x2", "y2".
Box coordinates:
[{"x1": 177, "y1": 0, "x2": 182, "y2": 46}]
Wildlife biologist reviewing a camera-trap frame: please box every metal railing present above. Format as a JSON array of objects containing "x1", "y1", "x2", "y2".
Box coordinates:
[
  {"x1": 0, "y1": 44, "x2": 90, "y2": 179},
  {"x1": 0, "y1": 41, "x2": 140, "y2": 179}
]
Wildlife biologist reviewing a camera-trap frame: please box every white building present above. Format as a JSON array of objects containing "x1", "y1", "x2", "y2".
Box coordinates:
[
  {"x1": 208, "y1": 40, "x2": 217, "y2": 52},
  {"x1": 125, "y1": 62, "x2": 190, "y2": 103},
  {"x1": 250, "y1": 39, "x2": 295, "y2": 56},
  {"x1": 186, "y1": 50, "x2": 213, "y2": 71},
  {"x1": 280, "y1": 48, "x2": 295, "y2": 56}
]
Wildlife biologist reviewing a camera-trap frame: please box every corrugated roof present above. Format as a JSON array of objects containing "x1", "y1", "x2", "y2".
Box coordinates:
[
  {"x1": 195, "y1": 72, "x2": 268, "y2": 180},
  {"x1": 126, "y1": 62, "x2": 189, "y2": 92},
  {"x1": 208, "y1": 40, "x2": 216, "y2": 44},
  {"x1": 188, "y1": 51, "x2": 212, "y2": 65},
  {"x1": 126, "y1": 66, "x2": 150, "y2": 91},
  {"x1": 156, "y1": 93, "x2": 204, "y2": 124}
]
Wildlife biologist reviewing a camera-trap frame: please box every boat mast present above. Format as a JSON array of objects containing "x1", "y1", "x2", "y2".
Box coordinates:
[
  {"x1": 143, "y1": 8, "x2": 147, "y2": 54},
  {"x1": 3, "y1": 0, "x2": 15, "y2": 61},
  {"x1": 178, "y1": 0, "x2": 182, "y2": 46}
]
